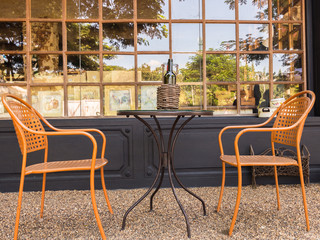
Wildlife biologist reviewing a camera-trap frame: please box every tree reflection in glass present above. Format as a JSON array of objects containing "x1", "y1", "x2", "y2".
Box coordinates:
[
  {"x1": 240, "y1": 54, "x2": 269, "y2": 82},
  {"x1": 273, "y1": 54, "x2": 302, "y2": 82},
  {"x1": 206, "y1": 54, "x2": 236, "y2": 82},
  {"x1": 0, "y1": 23, "x2": 25, "y2": 51},
  {"x1": 67, "y1": 23, "x2": 99, "y2": 51},
  {"x1": 138, "y1": 55, "x2": 169, "y2": 82},
  {"x1": 239, "y1": 24, "x2": 269, "y2": 51},
  {"x1": 273, "y1": 23, "x2": 301, "y2": 50},
  {"x1": 0, "y1": 55, "x2": 25, "y2": 82},
  {"x1": 67, "y1": 0, "x2": 98, "y2": 19}
]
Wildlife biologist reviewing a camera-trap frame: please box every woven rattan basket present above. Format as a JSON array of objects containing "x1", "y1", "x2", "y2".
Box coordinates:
[{"x1": 157, "y1": 84, "x2": 180, "y2": 109}]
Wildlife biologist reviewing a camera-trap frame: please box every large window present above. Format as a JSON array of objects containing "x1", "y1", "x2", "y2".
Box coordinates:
[{"x1": 0, "y1": 0, "x2": 306, "y2": 117}]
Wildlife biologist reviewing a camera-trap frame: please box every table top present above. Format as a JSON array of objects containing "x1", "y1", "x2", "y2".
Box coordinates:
[{"x1": 117, "y1": 109, "x2": 213, "y2": 117}]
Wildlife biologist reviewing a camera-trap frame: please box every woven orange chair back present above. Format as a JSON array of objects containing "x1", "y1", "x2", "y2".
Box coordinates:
[
  {"x1": 2, "y1": 94, "x2": 47, "y2": 154},
  {"x1": 272, "y1": 92, "x2": 313, "y2": 147}
]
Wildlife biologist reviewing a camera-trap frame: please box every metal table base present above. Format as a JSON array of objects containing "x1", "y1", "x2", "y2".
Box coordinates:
[{"x1": 120, "y1": 112, "x2": 209, "y2": 238}]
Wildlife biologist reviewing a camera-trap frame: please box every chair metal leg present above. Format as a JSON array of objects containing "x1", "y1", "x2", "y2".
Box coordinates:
[
  {"x1": 298, "y1": 164, "x2": 310, "y2": 231},
  {"x1": 217, "y1": 162, "x2": 226, "y2": 212},
  {"x1": 229, "y1": 166, "x2": 242, "y2": 236},
  {"x1": 14, "y1": 174, "x2": 25, "y2": 240},
  {"x1": 274, "y1": 166, "x2": 280, "y2": 210},
  {"x1": 90, "y1": 169, "x2": 107, "y2": 240},
  {"x1": 100, "y1": 167, "x2": 113, "y2": 214},
  {"x1": 40, "y1": 173, "x2": 46, "y2": 218}
]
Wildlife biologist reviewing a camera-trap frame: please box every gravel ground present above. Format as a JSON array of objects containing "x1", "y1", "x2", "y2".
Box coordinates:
[{"x1": 1, "y1": 184, "x2": 320, "y2": 240}]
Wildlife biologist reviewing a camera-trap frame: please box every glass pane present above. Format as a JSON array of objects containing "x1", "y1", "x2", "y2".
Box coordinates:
[
  {"x1": 273, "y1": 0, "x2": 301, "y2": 21},
  {"x1": 205, "y1": 0, "x2": 235, "y2": 20},
  {"x1": 239, "y1": 24, "x2": 269, "y2": 51},
  {"x1": 0, "y1": 0, "x2": 25, "y2": 18},
  {"x1": 239, "y1": 0, "x2": 268, "y2": 20},
  {"x1": 67, "y1": 0, "x2": 98, "y2": 19},
  {"x1": 103, "y1": 0, "x2": 133, "y2": 20},
  {"x1": 137, "y1": 23, "x2": 169, "y2": 51},
  {"x1": 104, "y1": 86, "x2": 135, "y2": 116},
  {"x1": 31, "y1": 86, "x2": 64, "y2": 117},
  {"x1": 273, "y1": 54, "x2": 302, "y2": 82},
  {"x1": 31, "y1": 22, "x2": 62, "y2": 51},
  {"x1": 207, "y1": 84, "x2": 236, "y2": 107},
  {"x1": 67, "y1": 55, "x2": 99, "y2": 82},
  {"x1": 67, "y1": 23, "x2": 99, "y2": 51},
  {"x1": 273, "y1": 84, "x2": 302, "y2": 99},
  {"x1": 32, "y1": 55, "x2": 63, "y2": 83},
  {"x1": 103, "y1": 23, "x2": 134, "y2": 51},
  {"x1": 206, "y1": 54, "x2": 236, "y2": 82},
  {"x1": 240, "y1": 84, "x2": 269, "y2": 114},
  {"x1": 138, "y1": 85, "x2": 158, "y2": 110},
  {"x1": 172, "y1": 0, "x2": 202, "y2": 19},
  {"x1": 180, "y1": 85, "x2": 202, "y2": 108},
  {"x1": 137, "y1": 0, "x2": 168, "y2": 19},
  {"x1": 173, "y1": 54, "x2": 202, "y2": 83},
  {"x1": 206, "y1": 24, "x2": 235, "y2": 51},
  {"x1": 138, "y1": 54, "x2": 169, "y2": 82},
  {"x1": 68, "y1": 86, "x2": 100, "y2": 117},
  {"x1": 0, "y1": 22, "x2": 26, "y2": 51},
  {"x1": 31, "y1": 0, "x2": 62, "y2": 19},
  {"x1": 0, "y1": 55, "x2": 26, "y2": 82},
  {"x1": 172, "y1": 24, "x2": 202, "y2": 52},
  {"x1": 103, "y1": 55, "x2": 134, "y2": 82},
  {"x1": 273, "y1": 23, "x2": 302, "y2": 50},
  {"x1": 240, "y1": 54, "x2": 269, "y2": 81}
]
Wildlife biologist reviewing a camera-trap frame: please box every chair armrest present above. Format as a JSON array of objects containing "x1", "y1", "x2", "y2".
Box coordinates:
[{"x1": 218, "y1": 112, "x2": 277, "y2": 155}]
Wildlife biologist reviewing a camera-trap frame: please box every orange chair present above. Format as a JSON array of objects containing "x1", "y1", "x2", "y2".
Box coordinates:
[
  {"x1": 2, "y1": 94, "x2": 113, "y2": 240},
  {"x1": 217, "y1": 90, "x2": 315, "y2": 236}
]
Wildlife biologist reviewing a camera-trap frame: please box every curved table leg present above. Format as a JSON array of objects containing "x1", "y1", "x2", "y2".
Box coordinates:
[
  {"x1": 168, "y1": 155, "x2": 191, "y2": 238},
  {"x1": 122, "y1": 115, "x2": 163, "y2": 230},
  {"x1": 150, "y1": 167, "x2": 165, "y2": 211},
  {"x1": 169, "y1": 116, "x2": 207, "y2": 216}
]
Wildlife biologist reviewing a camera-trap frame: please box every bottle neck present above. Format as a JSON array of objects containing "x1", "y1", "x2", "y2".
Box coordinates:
[{"x1": 167, "y1": 59, "x2": 173, "y2": 72}]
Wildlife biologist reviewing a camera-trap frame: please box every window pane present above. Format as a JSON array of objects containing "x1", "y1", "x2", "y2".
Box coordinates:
[
  {"x1": 137, "y1": 23, "x2": 169, "y2": 51},
  {"x1": 31, "y1": 0, "x2": 62, "y2": 19},
  {"x1": 0, "y1": 0, "x2": 25, "y2": 18},
  {"x1": 239, "y1": 24, "x2": 269, "y2": 51},
  {"x1": 273, "y1": 54, "x2": 302, "y2": 82},
  {"x1": 138, "y1": 85, "x2": 158, "y2": 110},
  {"x1": 32, "y1": 55, "x2": 63, "y2": 83},
  {"x1": 67, "y1": 0, "x2": 98, "y2": 19},
  {"x1": 272, "y1": 0, "x2": 301, "y2": 21},
  {"x1": 0, "y1": 22, "x2": 26, "y2": 51},
  {"x1": 207, "y1": 84, "x2": 236, "y2": 107},
  {"x1": 273, "y1": 23, "x2": 302, "y2": 50},
  {"x1": 180, "y1": 85, "x2": 202, "y2": 107},
  {"x1": 67, "y1": 55, "x2": 99, "y2": 82},
  {"x1": 103, "y1": 0, "x2": 133, "y2": 20},
  {"x1": 0, "y1": 86, "x2": 27, "y2": 118},
  {"x1": 239, "y1": 0, "x2": 268, "y2": 20},
  {"x1": 172, "y1": 24, "x2": 202, "y2": 52},
  {"x1": 173, "y1": 54, "x2": 202, "y2": 83},
  {"x1": 67, "y1": 23, "x2": 99, "y2": 51},
  {"x1": 172, "y1": 0, "x2": 202, "y2": 19},
  {"x1": 104, "y1": 86, "x2": 135, "y2": 116},
  {"x1": 31, "y1": 22, "x2": 62, "y2": 51},
  {"x1": 103, "y1": 23, "x2": 134, "y2": 51},
  {"x1": 103, "y1": 55, "x2": 134, "y2": 82},
  {"x1": 206, "y1": 54, "x2": 236, "y2": 82},
  {"x1": 273, "y1": 84, "x2": 302, "y2": 99},
  {"x1": 240, "y1": 84, "x2": 269, "y2": 114},
  {"x1": 138, "y1": 54, "x2": 169, "y2": 82},
  {"x1": 137, "y1": 0, "x2": 168, "y2": 19},
  {"x1": 0, "y1": 55, "x2": 26, "y2": 82},
  {"x1": 68, "y1": 86, "x2": 100, "y2": 117},
  {"x1": 240, "y1": 54, "x2": 269, "y2": 81},
  {"x1": 206, "y1": 24, "x2": 235, "y2": 51},
  {"x1": 31, "y1": 86, "x2": 64, "y2": 117},
  {"x1": 205, "y1": 0, "x2": 234, "y2": 20}
]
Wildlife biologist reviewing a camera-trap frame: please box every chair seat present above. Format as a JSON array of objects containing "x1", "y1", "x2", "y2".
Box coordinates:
[
  {"x1": 25, "y1": 158, "x2": 108, "y2": 175},
  {"x1": 221, "y1": 155, "x2": 298, "y2": 167}
]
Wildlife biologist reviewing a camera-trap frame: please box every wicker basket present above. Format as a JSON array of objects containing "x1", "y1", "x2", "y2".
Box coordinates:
[{"x1": 157, "y1": 84, "x2": 180, "y2": 109}]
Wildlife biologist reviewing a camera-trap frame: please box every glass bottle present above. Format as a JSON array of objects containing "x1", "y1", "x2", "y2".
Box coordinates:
[{"x1": 163, "y1": 59, "x2": 176, "y2": 84}]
